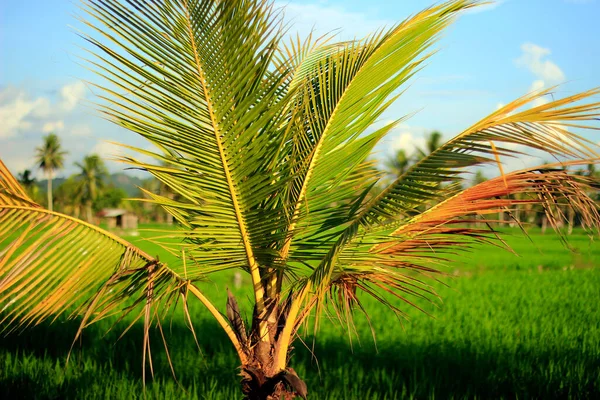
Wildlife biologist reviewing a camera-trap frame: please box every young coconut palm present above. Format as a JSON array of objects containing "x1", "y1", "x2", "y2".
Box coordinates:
[
  {"x1": 1, "y1": 0, "x2": 600, "y2": 398},
  {"x1": 76, "y1": 154, "x2": 109, "y2": 222}
]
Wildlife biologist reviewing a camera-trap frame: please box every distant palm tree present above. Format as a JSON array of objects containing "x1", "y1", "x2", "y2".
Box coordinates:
[
  {"x1": 35, "y1": 133, "x2": 67, "y2": 211},
  {"x1": 385, "y1": 149, "x2": 410, "y2": 177},
  {"x1": 416, "y1": 130, "x2": 443, "y2": 160},
  {"x1": 75, "y1": 154, "x2": 108, "y2": 222},
  {"x1": 53, "y1": 176, "x2": 84, "y2": 218},
  {"x1": 473, "y1": 170, "x2": 487, "y2": 186},
  {"x1": 387, "y1": 131, "x2": 443, "y2": 180},
  {"x1": 17, "y1": 169, "x2": 41, "y2": 203},
  {"x1": 17, "y1": 169, "x2": 36, "y2": 190}
]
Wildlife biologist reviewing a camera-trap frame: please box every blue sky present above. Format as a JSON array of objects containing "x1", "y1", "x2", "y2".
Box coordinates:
[{"x1": 1, "y1": 0, "x2": 599, "y2": 177}]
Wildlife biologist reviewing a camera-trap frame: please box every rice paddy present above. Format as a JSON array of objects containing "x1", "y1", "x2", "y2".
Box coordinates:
[{"x1": 1, "y1": 225, "x2": 599, "y2": 399}]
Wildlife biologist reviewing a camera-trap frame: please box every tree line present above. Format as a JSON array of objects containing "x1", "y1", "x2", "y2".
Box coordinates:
[
  {"x1": 18, "y1": 131, "x2": 598, "y2": 231},
  {"x1": 17, "y1": 132, "x2": 172, "y2": 224},
  {"x1": 383, "y1": 131, "x2": 600, "y2": 234}
]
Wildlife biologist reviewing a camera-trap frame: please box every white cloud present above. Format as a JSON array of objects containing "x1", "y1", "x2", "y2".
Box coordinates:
[
  {"x1": 391, "y1": 131, "x2": 426, "y2": 155},
  {"x1": 379, "y1": 123, "x2": 428, "y2": 157},
  {"x1": 92, "y1": 141, "x2": 126, "y2": 160},
  {"x1": 91, "y1": 140, "x2": 157, "y2": 171},
  {"x1": 513, "y1": 43, "x2": 565, "y2": 109},
  {"x1": 529, "y1": 79, "x2": 545, "y2": 92},
  {"x1": 42, "y1": 120, "x2": 65, "y2": 133},
  {"x1": 0, "y1": 81, "x2": 87, "y2": 139},
  {"x1": 528, "y1": 79, "x2": 550, "y2": 107},
  {"x1": 59, "y1": 81, "x2": 87, "y2": 112},
  {"x1": 0, "y1": 92, "x2": 50, "y2": 138},
  {"x1": 515, "y1": 43, "x2": 565, "y2": 83},
  {"x1": 69, "y1": 124, "x2": 93, "y2": 137}
]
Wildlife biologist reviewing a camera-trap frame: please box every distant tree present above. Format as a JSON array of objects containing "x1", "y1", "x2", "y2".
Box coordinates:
[
  {"x1": 416, "y1": 130, "x2": 443, "y2": 160},
  {"x1": 94, "y1": 186, "x2": 127, "y2": 211},
  {"x1": 76, "y1": 154, "x2": 108, "y2": 222},
  {"x1": 473, "y1": 170, "x2": 487, "y2": 186},
  {"x1": 35, "y1": 133, "x2": 67, "y2": 211},
  {"x1": 17, "y1": 169, "x2": 36, "y2": 189},
  {"x1": 385, "y1": 149, "x2": 410, "y2": 177},
  {"x1": 387, "y1": 131, "x2": 444, "y2": 180},
  {"x1": 17, "y1": 169, "x2": 42, "y2": 204},
  {"x1": 54, "y1": 176, "x2": 84, "y2": 218},
  {"x1": 2, "y1": 2, "x2": 600, "y2": 398}
]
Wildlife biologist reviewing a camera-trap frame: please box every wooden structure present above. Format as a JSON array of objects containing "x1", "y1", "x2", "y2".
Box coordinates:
[{"x1": 98, "y1": 208, "x2": 138, "y2": 230}]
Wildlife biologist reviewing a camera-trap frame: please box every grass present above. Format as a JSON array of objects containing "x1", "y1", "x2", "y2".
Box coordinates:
[{"x1": 1, "y1": 224, "x2": 599, "y2": 399}]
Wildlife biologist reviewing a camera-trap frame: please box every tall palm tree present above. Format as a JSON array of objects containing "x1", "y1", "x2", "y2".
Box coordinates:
[
  {"x1": 1, "y1": 1, "x2": 599, "y2": 398},
  {"x1": 75, "y1": 154, "x2": 108, "y2": 222},
  {"x1": 35, "y1": 133, "x2": 67, "y2": 211},
  {"x1": 76, "y1": 154, "x2": 108, "y2": 223},
  {"x1": 387, "y1": 132, "x2": 443, "y2": 179}
]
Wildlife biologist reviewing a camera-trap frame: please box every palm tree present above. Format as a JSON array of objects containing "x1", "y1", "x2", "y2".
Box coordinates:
[
  {"x1": 17, "y1": 169, "x2": 36, "y2": 189},
  {"x1": 35, "y1": 133, "x2": 67, "y2": 211},
  {"x1": 416, "y1": 130, "x2": 444, "y2": 160},
  {"x1": 472, "y1": 170, "x2": 487, "y2": 186},
  {"x1": 17, "y1": 169, "x2": 43, "y2": 204},
  {"x1": 75, "y1": 154, "x2": 108, "y2": 223},
  {"x1": 53, "y1": 176, "x2": 84, "y2": 218},
  {"x1": 386, "y1": 132, "x2": 443, "y2": 179},
  {"x1": 1, "y1": 1, "x2": 599, "y2": 398},
  {"x1": 17, "y1": 169, "x2": 37, "y2": 193},
  {"x1": 385, "y1": 149, "x2": 410, "y2": 177}
]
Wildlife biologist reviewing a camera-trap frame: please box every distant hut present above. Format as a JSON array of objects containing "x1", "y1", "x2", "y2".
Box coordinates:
[{"x1": 98, "y1": 208, "x2": 138, "y2": 230}]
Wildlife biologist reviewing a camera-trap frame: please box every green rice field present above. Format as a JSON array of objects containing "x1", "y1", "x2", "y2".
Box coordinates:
[{"x1": 1, "y1": 225, "x2": 599, "y2": 399}]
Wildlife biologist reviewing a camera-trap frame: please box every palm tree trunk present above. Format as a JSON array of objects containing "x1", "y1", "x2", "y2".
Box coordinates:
[
  {"x1": 86, "y1": 201, "x2": 93, "y2": 223},
  {"x1": 226, "y1": 292, "x2": 307, "y2": 400},
  {"x1": 241, "y1": 360, "x2": 306, "y2": 400},
  {"x1": 47, "y1": 172, "x2": 53, "y2": 212},
  {"x1": 241, "y1": 372, "x2": 303, "y2": 400}
]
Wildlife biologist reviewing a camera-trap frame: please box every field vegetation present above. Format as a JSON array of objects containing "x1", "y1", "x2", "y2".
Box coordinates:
[{"x1": 2, "y1": 224, "x2": 598, "y2": 399}]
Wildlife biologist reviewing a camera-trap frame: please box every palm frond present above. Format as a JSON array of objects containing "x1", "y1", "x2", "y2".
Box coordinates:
[
  {"x1": 360, "y1": 88, "x2": 600, "y2": 228},
  {"x1": 78, "y1": 0, "x2": 301, "y2": 319},
  {"x1": 296, "y1": 161, "x2": 599, "y2": 341},
  {"x1": 0, "y1": 161, "x2": 246, "y2": 363},
  {"x1": 0, "y1": 161, "x2": 165, "y2": 332},
  {"x1": 281, "y1": 0, "x2": 480, "y2": 270},
  {"x1": 300, "y1": 88, "x2": 600, "y2": 325},
  {"x1": 0, "y1": 160, "x2": 37, "y2": 207}
]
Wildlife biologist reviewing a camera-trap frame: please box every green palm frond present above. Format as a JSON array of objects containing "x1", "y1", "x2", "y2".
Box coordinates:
[
  {"x1": 360, "y1": 88, "x2": 600, "y2": 228},
  {"x1": 275, "y1": 0, "x2": 480, "y2": 282},
  {"x1": 297, "y1": 160, "x2": 600, "y2": 338},
  {"x1": 0, "y1": 161, "x2": 37, "y2": 207},
  {"x1": 0, "y1": 160, "x2": 163, "y2": 331},
  {"x1": 79, "y1": 0, "x2": 295, "y2": 299},
  {"x1": 0, "y1": 160, "x2": 246, "y2": 365},
  {"x1": 300, "y1": 88, "x2": 600, "y2": 323}
]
